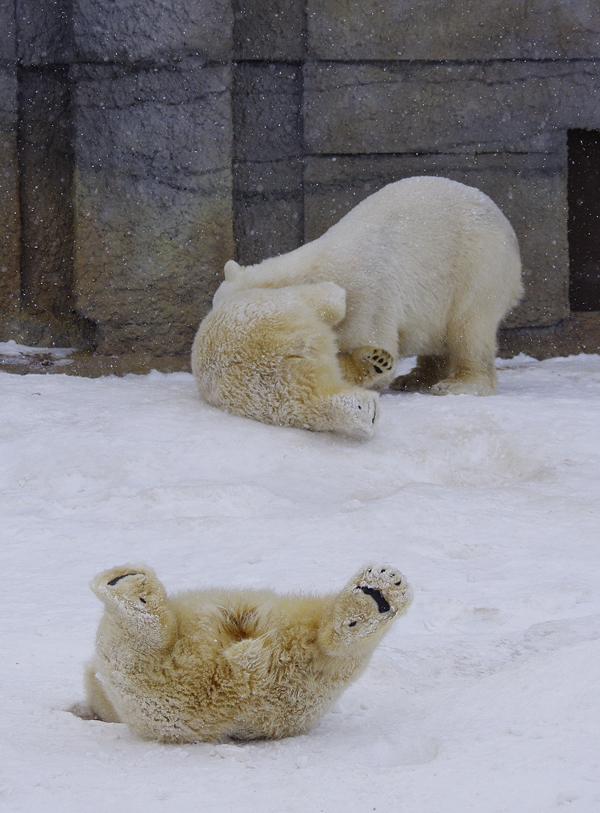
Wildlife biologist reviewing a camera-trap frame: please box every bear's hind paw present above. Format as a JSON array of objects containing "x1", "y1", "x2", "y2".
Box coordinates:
[
  {"x1": 90, "y1": 564, "x2": 166, "y2": 614},
  {"x1": 320, "y1": 565, "x2": 412, "y2": 654},
  {"x1": 322, "y1": 565, "x2": 413, "y2": 651},
  {"x1": 353, "y1": 566, "x2": 412, "y2": 617}
]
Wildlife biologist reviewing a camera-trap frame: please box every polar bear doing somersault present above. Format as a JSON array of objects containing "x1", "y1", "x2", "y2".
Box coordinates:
[
  {"x1": 192, "y1": 177, "x2": 523, "y2": 436},
  {"x1": 84, "y1": 563, "x2": 412, "y2": 743}
]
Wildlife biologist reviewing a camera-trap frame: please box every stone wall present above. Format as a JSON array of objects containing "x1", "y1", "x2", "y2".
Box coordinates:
[
  {"x1": 2, "y1": 0, "x2": 600, "y2": 361},
  {"x1": 0, "y1": 8, "x2": 19, "y2": 326}
]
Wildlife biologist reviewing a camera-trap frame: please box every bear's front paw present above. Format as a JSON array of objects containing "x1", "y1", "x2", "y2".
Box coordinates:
[
  {"x1": 361, "y1": 348, "x2": 394, "y2": 377},
  {"x1": 339, "y1": 347, "x2": 395, "y2": 387}
]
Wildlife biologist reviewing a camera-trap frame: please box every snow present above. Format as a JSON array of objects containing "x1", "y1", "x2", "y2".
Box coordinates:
[
  {"x1": 0, "y1": 339, "x2": 74, "y2": 368},
  {"x1": 1, "y1": 352, "x2": 600, "y2": 812}
]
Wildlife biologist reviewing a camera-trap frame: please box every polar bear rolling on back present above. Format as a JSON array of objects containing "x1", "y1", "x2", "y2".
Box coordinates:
[
  {"x1": 192, "y1": 177, "x2": 523, "y2": 436},
  {"x1": 85, "y1": 564, "x2": 412, "y2": 743}
]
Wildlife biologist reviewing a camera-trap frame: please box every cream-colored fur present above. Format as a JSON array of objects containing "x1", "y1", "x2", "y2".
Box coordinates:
[
  {"x1": 192, "y1": 176, "x2": 523, "y2": 434},
  {"x1": 192, "y1": 282, "x2": 380, "y2": 437},
  {"x1": 85, "y1": 564, "x2": 413, "y2": 743}
]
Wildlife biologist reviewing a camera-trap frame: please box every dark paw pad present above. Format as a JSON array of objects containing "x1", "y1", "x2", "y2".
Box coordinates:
[
  {"x1": 359, "y1": 585, "x2": 391, "y2": 613},
  {"x1": 365, "y1": 349, "x2": 394, "y2": 374},
  {"x1": 107, "y1": 572, "x2": 141, "y2": 587}
]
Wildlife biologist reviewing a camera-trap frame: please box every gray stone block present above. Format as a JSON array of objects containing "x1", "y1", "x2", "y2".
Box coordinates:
[
  {"x1": 233, "y1": 0, "x2": 305, "y2": 60},
  {"x1": 233, "y1": 63, "x2": 303, "y2": 162},
  {"x1": 74, "y1": 63, "x2": 231, "y2": 178},
  {"x1": 18, "y1": 69, "x2": 74, "y2": 318},
  {"x1": 0, "y1": 67, "x2": 19, "y2": 318},
  {"x1": 73, "y1": 0, "x2": 232, "y2": 63},
  {"x1": 75, "y1": 170, "x2": 234, "y2": 356},
  {"x1": 500, "y1": 313, "x2": 600, "y2": 360},
  {"x1": 72, "y1": 62, "x2": 234, "y2": 356},
  {"x1": 304, "y1": 153, "x2": 568, "y2": 329},
  {"x1": 0, "y1": 1, "x2": 16, "y2": 61},
  {"x1": 3, "y1": 0, "x2": 595, "y2": 361},
  {"x1": 308, "y1": 0, "x2": 600, "y2": 61},
  {"x1": 232, "y1": 62, "x2": 304, "y2": 264},
  {"x1": 15, "y1": 0, "x2": 72, "y2": 65},
  {"x1": 233, "y1": 159, "x2": 303, "y2": 264},
  {"x1": 304, "y1": 61, "x2": 600, "y2": 155}
]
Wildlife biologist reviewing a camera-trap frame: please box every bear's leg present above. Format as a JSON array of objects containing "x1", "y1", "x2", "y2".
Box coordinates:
[
  {"x1": 389, "y1": 354, "x2": 451, "y2": 392},
  {"x1": 90, "y1": 566, "x2": 177, "y2": 651},
  {"x1": 430, "y1": 317, "x2": 498, "y2": 396},
  {"x1": 318, "y1": 566, "x2": 412, "y2": 655},
  {"x1": 84, "y1": 663, "x2": 121, "y2": 723},
  {"x1": 338, "y1": 347, "x2": 395, "y2": 388}
]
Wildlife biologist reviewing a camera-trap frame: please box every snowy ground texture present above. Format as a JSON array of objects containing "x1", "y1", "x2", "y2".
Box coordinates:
[{"x1": 1, "y1": 349, "x2": 600, "y2": 813}]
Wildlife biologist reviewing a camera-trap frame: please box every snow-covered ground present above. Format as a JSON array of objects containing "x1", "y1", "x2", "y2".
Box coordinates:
[{"x1": 1, "y1": 349, "x2": 600, "y2": 812}]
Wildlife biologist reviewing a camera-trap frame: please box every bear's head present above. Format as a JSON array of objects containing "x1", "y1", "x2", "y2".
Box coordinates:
[{"x1": 191, "y1": 282, "x2": 379, "y2": 437}]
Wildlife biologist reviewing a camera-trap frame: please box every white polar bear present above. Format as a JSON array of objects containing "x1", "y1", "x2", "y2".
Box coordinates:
[
  {"x1": 192, "y1": 176, "x2": 523, "y2": 436},
  {"x1": 84, "y1": 564, "x2": 413, "y2": 743}
]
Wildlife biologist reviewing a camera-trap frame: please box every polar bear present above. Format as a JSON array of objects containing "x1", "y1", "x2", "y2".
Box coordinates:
[
  {"x1": 84, "y1": 563, "x2": 412, "y2": 743},
  {"x1": 192, "y1": 176, "x2": 522, "y2": 435},
  {"x1": 192, "y1": 281, "x2": 381, "y2": 436}
]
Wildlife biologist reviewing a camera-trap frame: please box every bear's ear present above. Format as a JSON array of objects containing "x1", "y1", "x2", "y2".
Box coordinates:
[
  {"x1": 224, "y1": 260, "x2": 244, "y2": 281},
  {"x1": 299, "y1": 282, "x2": 347, "y2": 325}
]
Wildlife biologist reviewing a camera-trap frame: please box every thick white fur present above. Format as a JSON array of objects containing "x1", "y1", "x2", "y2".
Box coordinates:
[
  {"x1": 192, "y1": 177, "x2": 523, "y2": 434},
  {"x1": 85, "y1": 564, "x2": 412, "y2": 743},
  {"x1": 192, "y1": 282, "x2": 379, "y2": 437}
]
